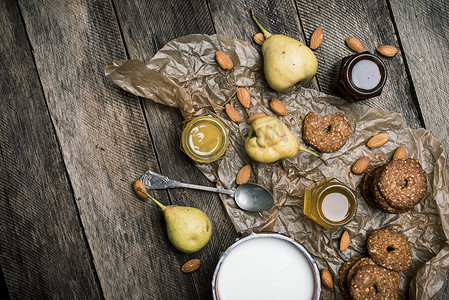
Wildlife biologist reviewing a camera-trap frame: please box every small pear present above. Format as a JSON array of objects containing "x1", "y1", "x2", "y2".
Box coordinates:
[
  {"x1": 251, "y1": 9, "x2": 318, "y2": 92},
  {"x1": 133, "y1": 181, "x2": 212, "y2": 253}
]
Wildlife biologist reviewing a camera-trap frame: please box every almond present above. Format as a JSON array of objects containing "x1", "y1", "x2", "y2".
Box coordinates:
[
  {"x1": 346, "y1": 37, "x2": 365, "y2": 53},
  {"x1": 310, "y1": 27, "x2": 324, "y2": 50},
  {"x1": 133, "y1": 180, "x2": 148, "y2": 200},
  {"x1": 247, "y1": 112, "x2": 267, "y2": 124},
  {"x1": 393, "y1": 145, "x2": 406, "y2": 160},
  {"x1": 340, "y1": 230, "x2": 350, "y2": 251},
  {"x1": 215, "y1": 51, "x2": 233, "y2": 70},
  {"x1": 237, "y1": 87, "x2": 251, "y2": 108},
  {"x1": 225, "y1": 104, "x2": 241, "y2": 123},
  {"x1": 181, "y1": 258, "x2": 201, "y2": 273},
  {"x1": 367, "y1": 133, "x2": 389, "y2": 148},
  {"x1": 321, "y1": 269, "x2": 334, "y2": 290},
  {"x1": 352, "y1": 156, "x2": 370, "y2": 174},
  {"x1": 269, "y1": 98, "x2": 288, "y2": 116},
  {"x1": 253, "y1": 32, "x2": 265, "y2": 45},
  {"x1": 236, "y1": 164, "x2": 251, "y2": 185},
  {"x1": 377, "y1": 45, "x2": 398, "y2": 57}
]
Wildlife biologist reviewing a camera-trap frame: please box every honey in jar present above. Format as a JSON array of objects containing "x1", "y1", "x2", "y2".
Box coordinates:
[
  {"x1": 303, "y1": 178, "x2": 357, "y2": 229},
  {"x1": 181, "y1": 115, "x2": 229, "y2": 164},
  {"x1": 336, "y1": 52, "x2": 387, "y2": 103}
]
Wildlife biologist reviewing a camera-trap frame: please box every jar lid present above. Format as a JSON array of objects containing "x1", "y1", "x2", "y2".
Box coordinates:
[{"x1": 181, "y1": 115, "x2": 229, "y2": 164}]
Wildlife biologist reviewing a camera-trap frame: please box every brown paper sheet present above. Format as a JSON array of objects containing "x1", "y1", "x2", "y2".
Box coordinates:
[{"x1": 105, "y1": 34, "x2": 449, "y2": 299}]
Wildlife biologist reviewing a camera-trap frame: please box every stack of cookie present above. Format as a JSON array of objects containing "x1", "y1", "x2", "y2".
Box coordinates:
[
  {"x1": 360, "y1": 158, "x2": 427, "y2": 213},
  {"x1": 339, "y1": 229, "x2": 412, "y2": 300}
]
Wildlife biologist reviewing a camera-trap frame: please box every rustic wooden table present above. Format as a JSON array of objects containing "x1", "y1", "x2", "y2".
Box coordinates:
[{"x1": 1, "y1": 0, "x2": 448, "y2": 299}]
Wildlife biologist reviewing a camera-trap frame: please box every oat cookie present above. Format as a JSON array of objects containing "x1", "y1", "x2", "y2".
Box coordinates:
[
  {"x1": 371, "y1": 165, "x2": 408, "y2": 214},
  {"x1": 338, "y1": 255, "x2": 365, "y2": 300},
  {"x1": 360, "y1": 164, "x2": 384, "y2": 210},
  {"x1": 378, "y1": 158, "x2": 427, "y2": 210},
  {"x1": 346, "y1": 257, "x2": 377, "y2": 284},
  {"x1": 302, "y1": 112, "x2": 351, "y2": 152},
  {"x1": 367, "y1": 229, "x2": 412, "y2": 271},
  {"x1": 349, "y1": 264, "x2": 400, "y2": 300}
]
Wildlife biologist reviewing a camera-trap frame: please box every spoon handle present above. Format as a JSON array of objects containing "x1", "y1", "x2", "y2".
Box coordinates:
[{"x1": 169, "y1": 181, "x2": 235, "y2": 196}]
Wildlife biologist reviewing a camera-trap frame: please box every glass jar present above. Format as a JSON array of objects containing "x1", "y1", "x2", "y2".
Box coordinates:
[
  {"x1": 336, "y1": 52, "x2": 387, "y2": 103},
  {"x1": 181, "y1": 115, "x2": 229, "y2": 164},
  {"x1": 303, "y1": 178, "x2": 357, "y2": 229}
]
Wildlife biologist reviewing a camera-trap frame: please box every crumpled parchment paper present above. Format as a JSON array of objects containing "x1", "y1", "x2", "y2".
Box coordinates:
[{"x1": 105, "y1": 34, "x2": 449, "y2": 299}]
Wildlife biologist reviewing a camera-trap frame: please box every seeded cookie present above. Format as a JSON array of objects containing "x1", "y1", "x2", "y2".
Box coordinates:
[
  {"x1": 367, "y1": 229, "x2": 412, "y2": 271},
  {"x1": 338, "y1": 255, "x2": 365, "y2": 300},
  {"x1": 349, "y1": 264, "x2": 400, "y2": 300},
  {"x1": 371, "y1": 165, "x2": 408, "y2": 214},
  {"x1": 302, "y1": 112, "x2": 351, "y2": 152},
  {"x1": 378, "y1": 158, "x2": 428, "y2": 210},
  {"x1": 346, "y1": 257, "x2": 377, "y2": 284}
]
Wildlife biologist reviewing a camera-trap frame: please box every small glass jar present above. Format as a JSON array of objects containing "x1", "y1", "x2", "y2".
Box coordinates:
[
  {"x1": 181, "y1": 115, "x2": 229, "y2": 164},
  {"x1": 303, "y1": 178, "x2": 357, "y2": 229},
  {"x1": 336, "y1": 52, "x2": 387, "y2": 103}
]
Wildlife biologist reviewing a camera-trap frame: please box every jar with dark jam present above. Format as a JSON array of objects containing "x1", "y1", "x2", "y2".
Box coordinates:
[
  {"x1": 303, "y1": 178, "x2": 357, "y2": 229},
  {"x1": 336, "y1": 52, "x2": 387, "y2": 103}
]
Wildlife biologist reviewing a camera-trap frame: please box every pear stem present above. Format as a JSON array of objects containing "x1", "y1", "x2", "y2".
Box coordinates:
[
  {"x1": 298, "y1": 144, "x2": 328, "y2": 165},
  {"x1": 137, "y1": 187, "x2": 166, "y2": 211},
  {"x1": 250, "y1": 8, "x2": 272, "y2": 39}
]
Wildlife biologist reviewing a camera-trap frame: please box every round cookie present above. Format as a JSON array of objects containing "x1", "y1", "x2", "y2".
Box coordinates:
[
  {"x1": 349, "y1": 265, "x2": 400, "y2": 300},
  {"x1": 367, "y1": 229, "x2": 412, "y2": 271},
  {"x1": 371, "y1": 165, "x2": 408, "y2": 214},
  {"x1": 302, "y1": 112, "x2": 351, "y2": 152},
  {"x1": 346, "y1": 257, "x2": 377, "y2": 284},
  {"x1": 378, "y1": 158, "x2": 428, "y2": 210},
  {"x1": 339, "y1": 255, "x2": 365, "y2": 300}
]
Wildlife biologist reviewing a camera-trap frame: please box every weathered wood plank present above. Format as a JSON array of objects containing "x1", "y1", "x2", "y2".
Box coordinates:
[
  {"x1": 0, "y1": 0, "x2": 102, "y2": 298},
  {"x1": 295, "y1": 0, "x2": 423, "y2": 129},
  {"x1": 113, "y1": 0, "x2": 239, "y2": 298},
  {"x1": 16, "y1": 0, "x2": 204, "y2": 298},
  {"x1": 388, "y1": 0, "x2": 449, "y2": 164}
]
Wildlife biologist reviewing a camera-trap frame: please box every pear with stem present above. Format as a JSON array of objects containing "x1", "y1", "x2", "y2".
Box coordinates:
[
  {"x1": 133, "y1": 180, "x2": 212, "y2": 253},
  {"x1": 251, "y1": 8, "x2": 318, "y2": 92}
]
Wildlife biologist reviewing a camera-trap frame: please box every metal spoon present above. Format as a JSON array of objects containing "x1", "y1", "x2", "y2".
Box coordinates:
[{"x1": 139, "y1": 170, "x2": 274, "y2": 212}]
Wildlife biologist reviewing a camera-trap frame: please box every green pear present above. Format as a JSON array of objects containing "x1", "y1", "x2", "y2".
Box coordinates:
[
  {"x1": 251, "y1": 9, "x2": 318, "y2": 92},
  {"x1": 134, "y1": 181, "x2": 212, "y2": 253}
]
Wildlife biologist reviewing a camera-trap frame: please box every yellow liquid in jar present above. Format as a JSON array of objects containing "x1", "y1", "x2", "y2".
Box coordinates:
[{"x1": 188, "y1": 121, "x2": 223, "y2": 156}]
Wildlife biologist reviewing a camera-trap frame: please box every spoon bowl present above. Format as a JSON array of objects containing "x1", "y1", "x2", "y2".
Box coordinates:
[{"x1": 235, "y1": 183, "x2": 274, "y2": 212}]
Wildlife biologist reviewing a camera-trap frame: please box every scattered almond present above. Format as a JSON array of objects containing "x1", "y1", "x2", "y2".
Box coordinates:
[
  {"x1": 310, "y1": 27, "x2": 324, "y2": 50},
  {"x1": 346, "y1": 37, "x2": 365, "y2": 53},
  {"x1": 181, "y1": 259, "x2": 201, "y2": 273},
  {"x1": 236, "y1": 164, "x2": 251, "y2": 185},
  {"x1": 215, "y1": 51, "x2": 233, "y2": 70},
  {"x1": 352, "y1": 156, "x2": 370, "y2": 174},
  {"x1": 133, "y1": 180, "x2": 148, "y2": 200},
  {"x1": 340, "y1": 230, "x2": 350, "y2": 251},
  {"x1": 269, "y1": 98, "x2": 288, "y2": 116},
  {"x1": 237, "y1": 87, "x2": 251, "y2": 108},
  {"x1": 321, "y1": 269, "x2": 334, "y2": 290},
  {"x1": 247, "y1": 112, "x2": 267, "y2": 124},
  {"x1": 377, "y1": 45, "x2": 398, "y2": 57},
  {"x1": 225, "y1": 104, "x2": 241, "y2": 123},
  {"x1": 393, "y1": 145, "x2": 406, "y2": 160},
  {"x1": 253, "y1": 32, "x2": 265, "y2": 45},
  {"x1": 367, "y1": 133, "x2": 389, "y2": 148}
]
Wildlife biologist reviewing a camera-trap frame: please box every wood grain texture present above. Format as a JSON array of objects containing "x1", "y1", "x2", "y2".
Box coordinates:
[
  {"x1": 113, "y1": 0, "x2": 239, "y2": 298},
  {"x1": 0, "y1": 0, "x2": 101, "y2": 298},
  {"x1": 388, "y1": 0, "x2": 449, "y2": 162},
  {"x1": 16, "y1": 0, "x2": 201, "y2": 298},
  {"x1": 296, "y1": 0, "x2": 422, "y2": 129}
]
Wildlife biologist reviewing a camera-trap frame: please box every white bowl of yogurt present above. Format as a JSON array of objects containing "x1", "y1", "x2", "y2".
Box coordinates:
[{"x1": 212, "y1": 232, "x2": 320, "y2": 300}]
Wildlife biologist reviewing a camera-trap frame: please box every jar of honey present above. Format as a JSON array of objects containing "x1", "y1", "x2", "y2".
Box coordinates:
[
  {"x1": 303, "y1": 178, "x2": 357, "y2": 229},
  {"x1": 181, "y1": 115, "x2": 229, "y2": 164},
  {"x1": 336, "y1": 52, "x2": 387, "y2": 103}
]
